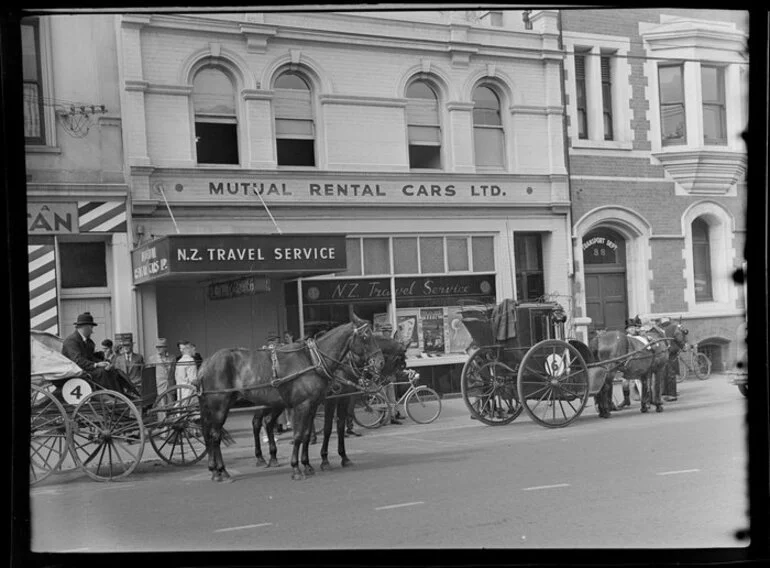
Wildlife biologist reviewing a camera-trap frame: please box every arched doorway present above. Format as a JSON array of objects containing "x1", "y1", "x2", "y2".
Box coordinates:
[{"x1": 583, "y1": 228, "x2": 628, "y2": 331}]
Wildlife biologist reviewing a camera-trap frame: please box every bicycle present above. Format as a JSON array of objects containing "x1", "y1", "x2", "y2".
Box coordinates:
[
  {"x1": 676, "y1": 342, "x2": 712, "y2": 382},
  {"x1": 352, "y1": 369, "x2": 442, "y2": 429}
]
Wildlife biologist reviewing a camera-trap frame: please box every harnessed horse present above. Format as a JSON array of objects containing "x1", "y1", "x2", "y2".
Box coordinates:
[{"x1": 198, "y1": 315, "x2": 384, "y2": 482}]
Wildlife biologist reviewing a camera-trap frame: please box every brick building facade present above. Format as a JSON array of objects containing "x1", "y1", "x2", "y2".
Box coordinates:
[{"x1": 559, "y1": 8, "x2": 748, "y2": 370}]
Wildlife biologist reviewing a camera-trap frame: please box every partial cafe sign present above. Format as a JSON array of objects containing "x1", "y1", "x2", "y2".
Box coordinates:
[
  {"x1": 132, "y1": 234, "x2": 347, "y2": 284},
  {"x1": 28, "y1": 202, "x2": 79, "y2": 234},
  {"x1": 302, "y1": 275, "x2": 496, "y2": 304},
  {"x1": 208, "y1": 276, "x2": 271, "y2": 301}
]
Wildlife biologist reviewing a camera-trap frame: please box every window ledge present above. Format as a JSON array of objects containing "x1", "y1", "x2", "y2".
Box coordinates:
[
  {"x1": 571, "y1": 140, "x2": 633, "y2": 151},
  {"x1": 276, "y1": 165, "x2": 319, "y2": 171},
  {"x1": 26, "y1": 144, "x2": 62, "y2": 154}
]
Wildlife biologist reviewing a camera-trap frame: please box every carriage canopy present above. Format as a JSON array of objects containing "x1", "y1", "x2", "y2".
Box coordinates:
[{"x1": 30, "y1": 331, "x2": 82, "y2": 380}]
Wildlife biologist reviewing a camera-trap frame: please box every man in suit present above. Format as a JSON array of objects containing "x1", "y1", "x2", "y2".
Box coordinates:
[
  {"x1": 113, "y1": 334, "x2": 146, "y2": 394},
  {"x1": 61, "y1": 312, "x2": 124, "y2": 392}
]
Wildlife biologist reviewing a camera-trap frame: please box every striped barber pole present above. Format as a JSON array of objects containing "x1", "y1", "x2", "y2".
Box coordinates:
[
  {"x1": 29, "y1": 243, "x2": 59, "y2": 334},
  {"x1": 78, "y1": 201, "x2": 127, "y2": 233}
]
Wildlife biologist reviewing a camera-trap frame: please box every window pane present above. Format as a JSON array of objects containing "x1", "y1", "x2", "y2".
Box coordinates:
[
  {"x1": 701, "y1": 66, "x2": 722, "y2": 103},
  {"x1": 193, "y1": 68, "x2": 235, "y2": 114},
  {"x1": 408, "y1": 125, "x2": 441, "y2": 144},
  {"x1": 409, "y1": 145, "x2": 441, "y2": 169},
  {"x1": 419, "y1": 237, "x2": 444, "y2": 273},
  {"x1": 393, "y1": 237, "x2": 418, "y2": 274},
  {"x1": 473, "y1": 87, "x2": 501, "y2": 126},
  {"x1": 363, "y1": 238, "x2": 390, "y2": 275},
  {"x1": 274, "y1": 89, "x2": 313, "y2": 119},
  {"x1": 661, "y1": 104, "x2": 686, "y2": 145},
  {"x1": 474, "y1": 127, "x2": 504, "y2": 167},
  {"x1": 406, "y1": 81, "x2": 436, "y2": 100},
  {"x1": 277, "y1": 139, "x2": 315, "y2": 166},
  {"x1": 195, "y1": 122, "x2": 239, "y2": 164},
  {"x1": 447, "y1": 238, "x2": 469, "y2": 271},
  {"x1": 24, "y1": 83, "x2": 41, "y2": 139},
  {"x1": 59, "y1": 242, "x2": 107, "y2": 288},
  {"x1": 21, "y1": 23, "x2": 39, "y2": 81},
  {"x1": 703, "y1": 105, "x2": 725, "y2": 142},
  {"x1": 515, "y1": 234, "x2": 542, "y2": 271},
  {"x1": 659, "y1": 66, "x2": 684, "y2": 103},
  {"x1": 693, "y1": 243, "x2": 712, "y2": 301},
  {"x1": 275, "y1": 72, "x2": 309, "y2": 90},
  {"x1": 342, "y1": 239, "x2": 361, "y2": 276},
  {"x1": 472, "y1": 236, "x2": 494, "y2": 272},
  {"x1": 275, "y1": 118, "x2": 313, "y2": 137},
  {"x1": 406, "y1": 100, "x2": 439, "y2": 125}
]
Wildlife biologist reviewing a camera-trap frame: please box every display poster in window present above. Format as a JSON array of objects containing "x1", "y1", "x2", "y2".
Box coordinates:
[
  {"x1": 373, "y1": 312, "x2": 390, "y2": 336},
  {"x1": 396, "y1": 309, "x2": 420, "y2": 357},
  {"x1": 446, "y1": 306, "x2": 473, "y2": 354},
  {"x1": 420, "y1": 308, "x2": 446, "y2": 356}
]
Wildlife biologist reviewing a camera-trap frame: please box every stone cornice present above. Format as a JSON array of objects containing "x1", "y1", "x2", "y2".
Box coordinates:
[
  {"x1": 318, "y1": 94, "x2": 406, "y2": 108},
  {"x1": 125, "y1": 79, "x2": 149, "y2": 92},
  {"x1": 120, "y1": 14, "x2": 152, "y2": 29},
  {"x1": 652, "y1": 149, "x2": 747, "y2": 194},
  {"x1": 146, "y1": 84, "x2": 193, "y2": 96},
  {"x1": 27, "y1": 183, "x2": 129, "y2": 200},
  {"x1": 242, "y1": 89, "x2": 274, "y2": 101},
  {"x1": 510, "y1": 105, "x2": 563, "y2": 116},
  {"x1": 446, "y1": 102, "x2": 476, "y2": 112}
]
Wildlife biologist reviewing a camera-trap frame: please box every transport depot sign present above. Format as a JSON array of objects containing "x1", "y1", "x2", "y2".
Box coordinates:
[{"x1": 131, "y1": 234, "x2": 347, "y2": 284}]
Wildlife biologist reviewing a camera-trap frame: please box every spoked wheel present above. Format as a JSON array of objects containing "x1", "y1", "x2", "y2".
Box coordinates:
[
  {"x1": 694, "y1": 353, "x2": 712, "y2": 380},
  {"x1": 404, "y1": 387, "x2": 442, "y2": 424},
  {"x1": 148, "y1": 385, "x2": 207, "y2": 466},
  {"x1": 70, "y1": 390, "x2": 145, "y2": 481},
  {"x1": 352, "y1": 391, "x2": 389, "y2": 429},
  {"x1": 461, "y1": 348, "x2": 522, "y2": 426},
  {"x1": 517, "y1": 340, "x2": 590, "y2": 428},
  {"x1": 30, "y1": 384, "x2": 71, "y2": 485}
]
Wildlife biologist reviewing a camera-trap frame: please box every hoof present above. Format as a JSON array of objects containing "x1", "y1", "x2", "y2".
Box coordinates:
[
  {"x1": 320, "y1": 461, "x2": 331, "y2": 471},
  {"x1": 256, "y1": 457, "x2": 267, "y2": 467},
  {"x1": 656, "y1": 405, "x2": 664, "y2": 413},
  {"x1": 341, "y1": 457, "x2": 352, "y2": 467},
  {"x1": 599, "y1": 411, "x2": 611, "y2": 419},
  {"x1": 303, "y1": 465, "x2": 315, "y2": 476},
  {"x1": 640, "y1": 405, "x2": 649, "y2": 413},
  {"x1": 267, "y1": 458, "x2": 279, "y2": 468},
  {"x1": 291, "y1": 471, "x2": 305, "y2": 481}
]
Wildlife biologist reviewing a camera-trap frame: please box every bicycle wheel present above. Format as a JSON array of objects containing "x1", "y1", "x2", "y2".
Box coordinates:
[
  {"x1": 352, "y1": 392, "x2": 389, "y2": 429},
  {"x1": 404, "y1": 387, "x2": 441, "y2": 424},
  {"x1": 694, "y1": 353, "x2": 712, "y2": 380}
]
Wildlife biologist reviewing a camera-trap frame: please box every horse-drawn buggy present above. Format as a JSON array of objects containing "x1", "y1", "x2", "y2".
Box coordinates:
[
  {"x1": 460, "y1": 300, "x2": 688, "y2": 428},
  {"x1": 30, "y1": 330, "x2": 205, "y2": 484}
]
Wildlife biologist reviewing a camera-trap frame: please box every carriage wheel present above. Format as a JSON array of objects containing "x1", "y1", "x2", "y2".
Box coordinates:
[
  {"x1": 461, "y1": 348, "x2": 522, "y2": 426},
  {"x1": 352, "y1": 391, "x2": 389, "y2": 429},
  {"x1": 517, "y1": 340, "x2": 590, "y2": 428},
  {"x1": 148, "y1": 385, "x2": 207, "y2": 466},
  {"x1": 404, "y1": 387, "x2": 442, "y2": 424},
  {"x1": 30, "y1": 384, "x2": 71, "y2": 485},
  {"x1": 69, "y1": 390, "x2": 145, "y2": 481},
  {"x1": 694, "y1": 353, "x2": 712, "y2": 380}
]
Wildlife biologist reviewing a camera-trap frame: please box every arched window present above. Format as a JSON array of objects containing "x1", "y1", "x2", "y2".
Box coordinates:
[
  {"x1": 274, "y1": 71, "x2": 315, "y2": 167},
  {"x1": 692, "y1": 217, "x2": 713, "y2": 302},
  {"x1": 406, "y1": 79, "x2": 442, "y2": 169},
  {"x1": 193, "y1": 67, "x2": 239, "y2": 164},
  {"x1": 472, "y1": 85, "x2": 504, "y2": 168}
]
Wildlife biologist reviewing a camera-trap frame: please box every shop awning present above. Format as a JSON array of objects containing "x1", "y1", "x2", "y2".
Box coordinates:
[{"x1": 131, "y1": 234, "x2": 347, "y2": 285}]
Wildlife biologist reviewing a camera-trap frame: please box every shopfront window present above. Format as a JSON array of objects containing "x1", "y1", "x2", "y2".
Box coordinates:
[{"x1": 514, "y1": 233, "x2": 544, "y2": 301}]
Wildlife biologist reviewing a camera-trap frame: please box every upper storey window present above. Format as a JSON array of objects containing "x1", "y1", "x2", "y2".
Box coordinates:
[
  {"x1": 472, "y1": 85, "x2": 505, "y2": 168},
  {"x1": 658, "y1": 65, "x2": 686, "y2": 146},
  {"x1": 406, "y1": 80, "x2": 442, "y2": 169},
  {"x1": 701, "y1": 65, "x2": 726, "y2": 145},
  {"x1": 274, "y1": 72, "x2": 316, "y2": 167},
  {"x1": 22, "y1": 19, "x2": 45, "y2": 145},
  {"x1": 193, "y1": 67, "x2": 239, "y2": 165}
]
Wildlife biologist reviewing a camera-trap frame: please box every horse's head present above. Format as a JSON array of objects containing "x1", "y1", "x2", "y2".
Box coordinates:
[
  {"x1": 666, "y1": 319, "x2": 688, "y2": 351},
  {"x1": 347, "y1": 314, "x2": 385, "y2": 376}
]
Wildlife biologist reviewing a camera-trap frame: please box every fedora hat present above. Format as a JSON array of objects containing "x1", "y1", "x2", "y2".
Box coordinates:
[
  {"x1": 155, "y1": 338, "x2": 168, "y2": 347},
  {"x1": 74, "y1": 312, "x2": 97, "y2": 327}
]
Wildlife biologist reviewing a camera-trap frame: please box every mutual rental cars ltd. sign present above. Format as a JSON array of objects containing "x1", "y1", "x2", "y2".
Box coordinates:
[{"x1": 131, "y1": 234, "x2": 347, "y2": 285}]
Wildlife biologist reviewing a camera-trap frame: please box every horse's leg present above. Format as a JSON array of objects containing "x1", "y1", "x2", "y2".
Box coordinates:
[
  {"x1": 320, "y1": 399, "x2": 334, "y2": 471},
  {"x1": 639, "y1": 375, "x2": 649, "y2": 413},
  {"x1": 597, "y1": 379, "x2": 612, "y2": 419},
  {"x1": 207, "y1": 394, "x2": 234, "y2": 482},
  {"x1": 252, "y1": 410, "x2": 267, "y2": 467},
  {"x1": 290, "y1": 401, "x2": 309, "y2": 480},
  {"x1": 337, "y1": 397, "x2": 352, "y2": 467},
  {"x1": 300, "y1": 402, "x2": 317, "y2": 477},
  {"x1": 265, "y1": 409, "x2": 281, "y2": 467},
  {"x1": 653, "y1": 365, "x2": 664, "y2": 413}
]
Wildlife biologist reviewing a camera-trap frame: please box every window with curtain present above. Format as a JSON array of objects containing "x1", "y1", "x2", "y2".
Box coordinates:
[
  {"x1": 692, "y1": 218, "x2": 713, "y2": 302},
  {"x1": 701, "y1": 65, "x2": 726, "y2": 145},
  {"x1": 514, "y1": 233, "x2": 544, "y2": 302},
  {"x1": 193, "y1": 67, "x2": 239, "y2": 164},
  {"x1": 22, "y1": 19, "x2": 44, "y2": 144},
  {"x1": 472, "y1": 85, "x2": 505, "y2": 168},
  {"x1": 574, "y1": 53, "x2": 588, "y2": 140},
  {"x1": 601, "y1": 55, "x2": 613, "y2": 140},
  {"x1": 274, "y1": 71, "x2": 316, "y2": 166},
  {"x1": 659, "y1": 65, "x2": 686, "y2": 146},
  {"x1": 406, "y1": 80, "x2": 442, "y2": 169},
  {"x1": 59, "y1": 242, "x2": 107, "y2": 288}
]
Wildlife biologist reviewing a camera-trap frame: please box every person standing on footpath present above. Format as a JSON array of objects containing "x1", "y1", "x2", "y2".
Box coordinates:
[
  {"x1": 174, "y1": 341, "x2": 199, "y2": 390},
  {"x1": 147, "y1": 338, "x2": 175, "y2": 397},
  {"x1": 113, "y1": 334, "x2": 145, "y2": 395}
]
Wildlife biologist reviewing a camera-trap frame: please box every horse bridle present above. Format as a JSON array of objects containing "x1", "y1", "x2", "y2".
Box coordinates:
[{"x1": 307, "y1": 323, "x2": 384, "y2": 383}]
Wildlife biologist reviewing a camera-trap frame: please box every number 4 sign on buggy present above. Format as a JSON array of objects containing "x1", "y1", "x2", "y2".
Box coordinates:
[{"x1": 62, "y1": 378, "x2": 92, "y2": 405}]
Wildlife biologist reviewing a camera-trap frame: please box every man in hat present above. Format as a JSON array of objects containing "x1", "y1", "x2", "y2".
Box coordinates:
[
  {"x1": 146, "y1": 338, "x2": 174, "y2": 397},
  {"x1": 61, "y1": 312, "x2": 124, "y2": 392},
  {"x1": 113, "y1": 334, "x2": 145, "y2": 394}
]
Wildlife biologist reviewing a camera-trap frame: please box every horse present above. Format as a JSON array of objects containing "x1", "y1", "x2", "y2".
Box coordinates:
[
  {"x1": 197, "y1": 314, "x2": 384, "y2": 482},
  {"x1": 318, "y1": 335, "x2": 408, "y2": 471},
  {"x1": 590, "y1": 318, "x2": 688, "y2": 417}
]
